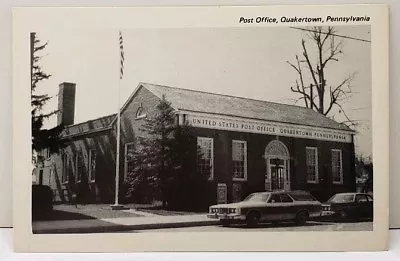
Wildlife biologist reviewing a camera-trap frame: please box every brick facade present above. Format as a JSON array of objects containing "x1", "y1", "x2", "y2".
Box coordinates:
[{"x1": 36, "y1": 82, "x2": 356, "y2": 205}]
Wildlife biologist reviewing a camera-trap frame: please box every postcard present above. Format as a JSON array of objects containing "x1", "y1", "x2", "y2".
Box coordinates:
[{"x1": 13, "y1": 5, "x2": 389, "y2": 252}]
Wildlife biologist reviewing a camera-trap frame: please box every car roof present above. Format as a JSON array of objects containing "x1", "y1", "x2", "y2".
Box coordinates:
[
  {"x1": 252, "y1": 190, "x2": 310, "y2": 194},
  {"x1": 334, "y1": 192, "x2": 358, "y2": 196},
  {"x1": 287, "y1": 190, "x2": 311, "y2": 194},
  {"x1": 250, "y1": 192, "x2": 271, "y2": 196}
]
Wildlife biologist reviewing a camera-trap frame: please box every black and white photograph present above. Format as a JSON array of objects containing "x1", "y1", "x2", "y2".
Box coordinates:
[
  {"x1": 30, "y1": 25, "x2": 373, "y2": 233},
  {"x1": 12, "y1": 5, "x2": 389, "y2": 252}
]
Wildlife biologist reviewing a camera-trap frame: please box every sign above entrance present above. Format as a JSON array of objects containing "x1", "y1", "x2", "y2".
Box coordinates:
[{"x1": 184, "y1": 113, "x2": 353, "y2": 143}]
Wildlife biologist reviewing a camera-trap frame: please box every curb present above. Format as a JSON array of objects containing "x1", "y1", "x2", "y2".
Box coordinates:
[{"x1": 33, "y1": 220, "x2": 221, "y2": 234}]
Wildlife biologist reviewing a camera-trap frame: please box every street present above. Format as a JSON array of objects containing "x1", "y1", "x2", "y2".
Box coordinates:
[{"x1": 131, "y1": 221, "x2": 373, "y2": 232}]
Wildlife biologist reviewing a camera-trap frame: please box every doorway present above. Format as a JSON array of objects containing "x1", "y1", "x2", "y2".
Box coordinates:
[{"x1": 264, "y1": 140, "x2": 290, "y2": 191}]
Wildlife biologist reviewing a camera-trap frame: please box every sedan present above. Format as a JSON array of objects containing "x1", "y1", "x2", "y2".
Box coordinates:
[
  {"x1": 321, "y1": 192, "x2": 373, "y2": 221},
  {"x1": 207, "y1": 190, "x2": 322, "y2": 227}
]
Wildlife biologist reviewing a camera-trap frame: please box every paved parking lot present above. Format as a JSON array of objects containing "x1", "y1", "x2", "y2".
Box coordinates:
[{"x1": 135, "y1": 221, "x2": 373, "y2": 232}]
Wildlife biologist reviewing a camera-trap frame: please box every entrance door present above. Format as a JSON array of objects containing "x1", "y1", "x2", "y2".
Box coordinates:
[
  {"x1": 264, "y1": 140, "x2": 290, "y2": 192},
  {"x1": 270, "y1": 159, "x2": 286, "y2": 190}
]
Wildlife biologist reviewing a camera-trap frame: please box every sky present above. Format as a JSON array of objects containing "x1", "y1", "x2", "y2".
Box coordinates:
[{"x1": 35, "y1": 25, "x2": 372, "y2": 158}]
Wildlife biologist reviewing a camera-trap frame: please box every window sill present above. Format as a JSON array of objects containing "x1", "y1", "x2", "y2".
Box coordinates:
[
  {"x1": 62, "y1": 181, "x2": 69, "y2": 185},
  {"x1": 307, "y1": 181, "x2": 319, "y2": 184},
  {"x1": 89, "y1": 180, "x2": 96, "y2": 184},
  {"x1": 333, "y1": 181, "x2": 344, "y2": 185}
]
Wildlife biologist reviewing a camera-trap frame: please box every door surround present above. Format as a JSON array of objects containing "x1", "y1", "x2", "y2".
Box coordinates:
[{"x1": 264, "y1": 139, "x2": 291, "y2": 191}]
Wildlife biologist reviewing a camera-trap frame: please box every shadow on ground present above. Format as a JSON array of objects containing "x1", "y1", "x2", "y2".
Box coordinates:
[
  {"x1": 221, "y1": 219, "x2": 373, "y2": 229},
  {"x1": 136, "y1": 207, "x2": 204, "y2": 216},
  {"x1": 32, "y1": 209, "x2": 97, "y2": 221},
  {"x1": 223, "y1": 221, "x2": 332, "y2": 229}
]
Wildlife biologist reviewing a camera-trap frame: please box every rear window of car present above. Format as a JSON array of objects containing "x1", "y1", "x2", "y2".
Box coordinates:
[
  {"x1": 287, "y1": 191, "x2": 316, "y2": 201},
  {"x1": 355, "y1": 194, "x2": 368, "y2": 203}
]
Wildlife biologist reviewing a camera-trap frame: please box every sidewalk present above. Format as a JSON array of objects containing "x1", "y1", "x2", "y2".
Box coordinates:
[{"x1": 32, "y1": 213, "x2": 219, "y2": 234}]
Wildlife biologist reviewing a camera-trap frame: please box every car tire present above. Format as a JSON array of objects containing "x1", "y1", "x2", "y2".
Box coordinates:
[
  {"x1": 295, "y1": 211, "x2": 309, "y2": 226},
  {"x1": 246, "y1": 211, "x2": 260, "y2": 227},
  {"x1": 338, "y1": 209, "x2": 349, "y2": 222}
]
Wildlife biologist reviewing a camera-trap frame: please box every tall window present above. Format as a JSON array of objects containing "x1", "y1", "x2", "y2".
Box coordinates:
[
  {"x1": 306, "y1": 147, "x2": 318, "y2": 183},
  {"x1": 332, "y1": 149, "x2": 343, "y2": 184},
  {"x1": 48, "y1": 168, "x2": 53, "y2": 185},
  {"x1": 124, "y1": 142, "x2": 135, "y2": 179},
  {"x1": 232, "y1": 140, "x2": 247, "y2": 181},
  {"x1": 75, "y1": 152, "x2": 84, "y2": 183},
  {"x1": 197, "y1": 137, "x2": 214, "y2": 180},
  {"x1": 88, "y1": 150, "x2": 97, "y2": 182},
  {"x1": 62, "y1": 153, "x2": 70, "y2": 183},
  {"x1": 45, "y1": 148, "x2": 51, "y2": 159},
  {"x1": 39, "y1": 169, "x2": 43, "y2": 185}
]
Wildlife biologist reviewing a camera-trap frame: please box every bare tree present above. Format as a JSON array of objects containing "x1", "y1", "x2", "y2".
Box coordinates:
[{"x1": 287, "y1": 26, "x2": 356, "y2": 127}]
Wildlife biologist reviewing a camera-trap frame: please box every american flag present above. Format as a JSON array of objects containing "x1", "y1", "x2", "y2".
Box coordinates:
[{"x1": 119, "y1": 31, "x2": 124, "y2": 79}]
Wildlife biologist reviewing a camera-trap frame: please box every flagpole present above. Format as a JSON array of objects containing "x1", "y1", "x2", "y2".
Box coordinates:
[
  {"x1": 111, "y1": 30, "x2": 126, "y2": 210},
  {"x1": 114, "y1": 73, "x2": 121, "y2": 206}
]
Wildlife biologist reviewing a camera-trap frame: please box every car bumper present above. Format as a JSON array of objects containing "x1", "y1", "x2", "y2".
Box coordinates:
[
  {"x1": 207, "y1": 213, "x2": 246, "y2": 220},
  {"x1": 321, "y1": 210, "x2": 335, "y2": 216}
]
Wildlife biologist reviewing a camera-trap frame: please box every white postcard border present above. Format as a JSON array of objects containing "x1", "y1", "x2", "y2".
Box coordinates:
[{"x1": 13, "y1": 5, "x2": 389, "y2": 252}]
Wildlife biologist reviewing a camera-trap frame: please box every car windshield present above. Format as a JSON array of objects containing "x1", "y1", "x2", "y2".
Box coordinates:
[
  {"x1": 243, "y1": 193, "x2": 270, "y2": 202},
  {"x1": 328, "y1": 194, "x2": 355, "y2": 203}
]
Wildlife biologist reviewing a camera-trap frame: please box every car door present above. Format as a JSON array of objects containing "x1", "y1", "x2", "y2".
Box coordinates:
[
  {"x1": 263, "y1": 194, "x2": 282, "y2": 221},
  {"x1": 354, "y1": 194, "x2": 369, "y2": 218},
  {"x1": 279, "y1": 193, "x2": 296, "y2": 220}
]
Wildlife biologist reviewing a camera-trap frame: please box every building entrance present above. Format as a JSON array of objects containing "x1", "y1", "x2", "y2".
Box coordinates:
[{"x1": 264, "y1": 140, "x2": 290, "y2": 191}]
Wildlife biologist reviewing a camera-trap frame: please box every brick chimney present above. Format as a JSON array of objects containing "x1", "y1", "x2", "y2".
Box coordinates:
[{"x1": 57, "y1": 82, "x2": 76, "y2": 126}]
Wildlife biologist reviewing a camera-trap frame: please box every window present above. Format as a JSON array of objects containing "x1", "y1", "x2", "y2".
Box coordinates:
[
  {"x1": 328, "y1": 194, "x2": 354, "y2": 203},
  {"x1": 48, "y1": 168, "x2": 53, "y2": 185},
  {"x1": 45, "y1": 148, "x2": 51, "y2": 159},
  {"x1": 355, "y1": 194, "x2": 368, "y2": 203},
  {"x1": 39, "y1": 169, "x2": 43, "y2": 185},
  {"x1": 197, "y1": 137, "x2": 214, "y2": 180},
  {"x1": 124, "y1": 142, "x2": 135, "y2": 179},
  {"x1": 332, "y1": 149, "x2": 343, "y2": 184},
  {"x1": 62, "y1": 153, "x2": 70, "y2": 183},
  {"x1": 243, "y1": 193, "x2": 269, "y2": 202},
  {"x1": 75, "y1": 152, "x2": 84, "y2": 183},
  {"x1": 232, "y1": 140, "x2": 247, "y2": 181},
  {"x1": 88, "y1": 150, "x2": 97, "y2": 182},
  {"x1": 306, "y1": 147, "x2": 318, "y2": 183},
  {"x1": 135, "y1": 104, "x2": 146, "y2": 119},
  {"x1": 280, "y1": 193, "x2": 293, "y2": 203},
  {"x1": 288, "y1": 191, "x2": 317, "y2": 201},
  {"x1": 269, "y1": 194, "x2": 281, "y2": 203}
]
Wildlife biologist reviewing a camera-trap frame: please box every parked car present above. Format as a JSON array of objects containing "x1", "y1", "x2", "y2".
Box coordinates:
[
  {"x1": 32, "y1": 184, "x2": 53, "y2": 219},
  {"x1": 207, "y1": 190, "x2": 322, "y2": 227},
  {"x1": 321, "y1": 192, "x2": 373, "y2": 221}
]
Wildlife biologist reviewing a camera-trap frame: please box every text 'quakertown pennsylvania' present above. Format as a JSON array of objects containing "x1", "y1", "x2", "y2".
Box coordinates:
[{"x1": 239, "y1": 15, "x2": 371, "y2": 24}]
